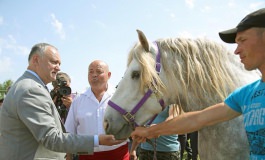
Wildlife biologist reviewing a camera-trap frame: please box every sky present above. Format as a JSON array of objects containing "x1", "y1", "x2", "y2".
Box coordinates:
[{"x1": 0, "y1": 0, "x2": 264, "y2": 93}]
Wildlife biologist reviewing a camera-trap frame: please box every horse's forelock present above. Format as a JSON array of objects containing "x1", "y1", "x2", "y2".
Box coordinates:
[{"x1": 128, "y1": 42, "x2": 166, "y2": 95}]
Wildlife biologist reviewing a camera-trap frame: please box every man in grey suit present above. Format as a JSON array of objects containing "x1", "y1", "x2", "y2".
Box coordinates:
[{"x1": 0, "y1": 43, "x2": 123, "y2": 160}]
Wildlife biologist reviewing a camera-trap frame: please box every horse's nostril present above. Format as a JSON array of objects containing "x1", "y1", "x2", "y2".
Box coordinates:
[{"x1": 103, "y1": 120, "x2": 109, "y2": 130}]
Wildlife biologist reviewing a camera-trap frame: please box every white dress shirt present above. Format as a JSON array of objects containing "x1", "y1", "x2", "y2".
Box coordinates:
[{"x1": 65, "y1": 85, "x2": 127, "y2": 152}]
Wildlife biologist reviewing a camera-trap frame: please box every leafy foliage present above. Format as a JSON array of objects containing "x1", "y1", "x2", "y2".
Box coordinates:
[{"x1": 0, "y1": 79, "x2": 13, "y2": 99}]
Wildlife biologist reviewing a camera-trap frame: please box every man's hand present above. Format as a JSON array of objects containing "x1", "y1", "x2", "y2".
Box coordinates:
[
  {"x1": 130, "y1": 127, "x2": 149, "y2": 143},
  {"x1": 98, "y1": 134, "x2": 125, "y2": 146},
  {"x1": 61, "y1": 95, "x2": 72, "y2": 109},
  {"x1": 65, "y1": 153, "x2": 73, "y2": 160},
  {"x1": 130, "y1": 150, "x2": 137, "y2": 160},
  {"x1": 129, "y1": 139, "x2": 140, "y2": 160}
]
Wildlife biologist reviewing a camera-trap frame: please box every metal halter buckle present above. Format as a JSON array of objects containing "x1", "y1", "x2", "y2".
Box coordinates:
[{"x1": 123, "y1": 112, "x2": 135, "y2": 122}]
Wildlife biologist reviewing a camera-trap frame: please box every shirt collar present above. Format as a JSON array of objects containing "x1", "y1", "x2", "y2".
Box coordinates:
[
  {"x1": 26, "y1": 69, "x2": 46, "y2": 86},
  {"x1": 83, "y1": 84, "x2": 115, "y2": 98}
]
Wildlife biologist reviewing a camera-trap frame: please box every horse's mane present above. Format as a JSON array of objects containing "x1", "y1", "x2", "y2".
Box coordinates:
[{"x1": 127, "y1": 37, "x2": 245, "y2": 110}]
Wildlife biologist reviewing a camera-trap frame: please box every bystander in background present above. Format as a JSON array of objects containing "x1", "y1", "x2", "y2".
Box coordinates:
[
  {"x1": 51, "y1": 72, "x2": 73, "y2": 123},
  {"x1": 130, "y1": 104, "x2": 181, "y2": 160}
]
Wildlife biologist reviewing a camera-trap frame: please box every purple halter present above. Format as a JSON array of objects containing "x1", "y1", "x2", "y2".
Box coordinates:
[{"x1": 108, "y1": 41, "x2": 166, "y2": 128}]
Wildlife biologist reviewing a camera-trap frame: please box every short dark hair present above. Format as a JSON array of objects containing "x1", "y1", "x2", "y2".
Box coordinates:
[{"x1": 28, "y1": 43, "x2": 57, "y2": 62}]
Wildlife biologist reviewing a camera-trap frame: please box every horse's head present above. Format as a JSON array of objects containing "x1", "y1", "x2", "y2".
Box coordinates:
[{"x1": 104, "y1": 30, "x2": 168, "y2": 139}]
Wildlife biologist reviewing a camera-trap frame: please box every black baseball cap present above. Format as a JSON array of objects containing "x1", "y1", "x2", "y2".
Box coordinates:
[{"x1": 219, "y1": 8, "x2": 265, "y2": 43}]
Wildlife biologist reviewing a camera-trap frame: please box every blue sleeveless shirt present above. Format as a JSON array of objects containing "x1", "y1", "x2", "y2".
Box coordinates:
[{"x1": 140, "y1": 106, "x2": 180, "y2": 152}]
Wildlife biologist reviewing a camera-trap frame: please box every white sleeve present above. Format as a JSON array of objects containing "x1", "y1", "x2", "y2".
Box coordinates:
[{"x1": 64, "y1": 98, "x2": 77, "y2": 134}]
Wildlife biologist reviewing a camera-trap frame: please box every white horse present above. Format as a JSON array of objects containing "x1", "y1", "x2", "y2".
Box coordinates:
[{"x1": 104, "y1": 30, "x2": 260, "y2": 160}]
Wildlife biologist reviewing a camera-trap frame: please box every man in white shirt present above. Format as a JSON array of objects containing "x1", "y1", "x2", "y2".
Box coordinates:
[{"x1": 65, "y1": 60, "x2": 129, "y2": 160}]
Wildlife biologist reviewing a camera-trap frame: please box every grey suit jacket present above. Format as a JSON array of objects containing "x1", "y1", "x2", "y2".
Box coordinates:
[{"x1": 0, "y1": 71, "x2": 94, "y2": 160}]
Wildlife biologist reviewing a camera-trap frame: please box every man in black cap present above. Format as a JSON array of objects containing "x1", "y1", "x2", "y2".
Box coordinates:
[{"x1": 131, "y1": 8, "x2": 265, "y2": 160}]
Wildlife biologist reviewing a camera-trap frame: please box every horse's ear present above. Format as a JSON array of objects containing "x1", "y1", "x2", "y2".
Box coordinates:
[{"x1": 136, "y1": 29, "x2": 149, "y2": 52}]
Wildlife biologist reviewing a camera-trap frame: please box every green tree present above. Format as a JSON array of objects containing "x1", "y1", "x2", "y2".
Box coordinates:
[{"x1": 0, "y1": 79, "x2": 13, "y2": 99}]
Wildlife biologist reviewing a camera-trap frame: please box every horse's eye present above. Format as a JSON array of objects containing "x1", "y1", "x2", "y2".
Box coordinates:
[{"x1": 131, "y1": 71, "x2": 140, "y2": 79}]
